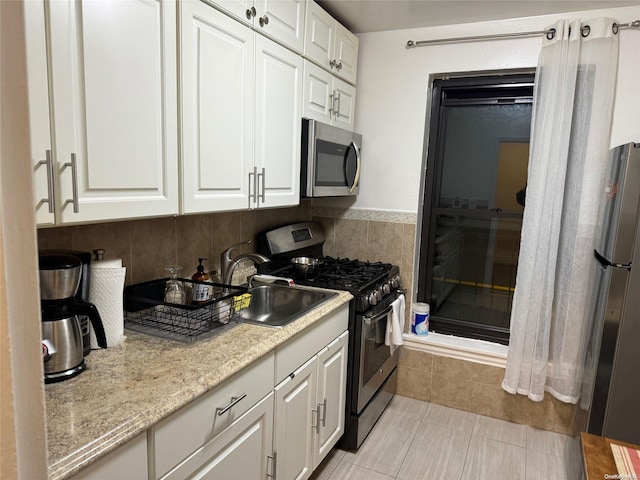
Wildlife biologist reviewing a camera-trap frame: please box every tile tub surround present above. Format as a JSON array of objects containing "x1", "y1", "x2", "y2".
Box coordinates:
[
  {"x1": 37, "y1": 202, "x2": 312, "y2": 286},
  {"x1": 45, "y1": 290, "x2": 352, "y2": 480},
  {"x1": 396, "y1": 346, "x2": 589, "y2": 436}
]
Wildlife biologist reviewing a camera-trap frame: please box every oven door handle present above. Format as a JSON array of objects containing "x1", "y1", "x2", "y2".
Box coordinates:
[{"x1": 363, "y1": 306, "x2": 393, "y2": 326}]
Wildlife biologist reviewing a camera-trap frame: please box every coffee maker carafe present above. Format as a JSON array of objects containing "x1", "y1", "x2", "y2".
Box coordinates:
[{"x1": 39, "y1": 253, "x2": 107, "y2": 383}]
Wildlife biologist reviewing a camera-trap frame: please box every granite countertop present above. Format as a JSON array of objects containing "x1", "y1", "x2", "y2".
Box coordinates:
[{"x1": 45, "y1": 289, "x2": 352, "y2": 480}]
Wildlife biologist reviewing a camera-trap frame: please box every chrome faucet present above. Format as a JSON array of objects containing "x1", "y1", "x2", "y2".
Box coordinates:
[{"x1": 221, "y1": 240, "x2": 270, "y2": 285}]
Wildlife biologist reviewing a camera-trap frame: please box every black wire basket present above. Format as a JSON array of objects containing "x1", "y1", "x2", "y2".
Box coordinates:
[{"x1": 124, "y1": 278, "x2": 248, "y2": 342}]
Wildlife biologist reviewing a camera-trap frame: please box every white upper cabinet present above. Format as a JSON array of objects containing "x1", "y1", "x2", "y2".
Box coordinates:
[
  {"x1": 46, "y1": 0, "x2": 179, "y2": 224},
  {"x1": 180, "y1": 1, "x2": 255, "y2": 213},
  {"x1": 180, "y1": 1, "x2": 302, "y2": 213},
  {"x1": 254, "y1": 35, "x2": 303, "y2": 209},
  {"x1": 207, "y1": 0, "x2": 306, "y2": 52},
  {"x1": 303, "y1": 60, "x2": 355, "y2": 131},
  {"x1": 304, "y1": 1, "x2": 358, "y2": 85},
  {"x1": 24, "y1": 0, "x2": 55, "y2": 226}
]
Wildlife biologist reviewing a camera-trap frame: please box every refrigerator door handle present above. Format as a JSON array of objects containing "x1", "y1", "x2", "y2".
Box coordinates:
[{"x1": 594, "y1": 249, "x2": 632, "y2": 271}]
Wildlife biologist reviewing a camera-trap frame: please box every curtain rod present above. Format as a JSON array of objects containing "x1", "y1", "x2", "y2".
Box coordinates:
[{"x1": 406, "y1": 19, "x2": 640, "y2": 48}]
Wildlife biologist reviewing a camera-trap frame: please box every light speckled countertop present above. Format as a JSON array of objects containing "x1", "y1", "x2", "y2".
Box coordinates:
[{"x1": 45, "y1": 289, "x2": 352, "y2": 480}]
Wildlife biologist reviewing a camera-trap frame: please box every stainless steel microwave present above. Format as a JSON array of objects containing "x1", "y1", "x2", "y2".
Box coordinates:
[{"x1": 301, "y1": 118, "x2": 362, "y2": 197}]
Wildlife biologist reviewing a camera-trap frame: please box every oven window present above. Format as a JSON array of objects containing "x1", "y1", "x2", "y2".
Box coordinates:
[
  {"x1": 362, "y1": 313, "x2": 392, "y2": 385},
  {"x1": 316, "y1": 140, "x2": 347, "y2": 186}
]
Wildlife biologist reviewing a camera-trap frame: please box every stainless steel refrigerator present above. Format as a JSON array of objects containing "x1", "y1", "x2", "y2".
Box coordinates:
[{"x1": 586, "y1": 142, "x2": 640, "y2": 444}]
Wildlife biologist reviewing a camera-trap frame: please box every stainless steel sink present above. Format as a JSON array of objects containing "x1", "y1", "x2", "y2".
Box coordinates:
[{"x1": 239, "y1": 285, "x2": 336, "y2": 328}]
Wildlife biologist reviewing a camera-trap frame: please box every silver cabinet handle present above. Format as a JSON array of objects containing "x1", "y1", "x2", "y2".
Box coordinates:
[
  {"x1": 216, "y1": 393, "x2": 247, "y2": 416},
  {"x1": 336, "y1": 61, "x2": 343, "y2": 71},
  {"x1": 329, "y1": 59, "x2": 336, "y2": 69},
  {"x1": 320, "y1": 398, "x2": 327, "y2": 427},
  {"x1": 266, "y1": 450, "x2": 277, "y2": 479},
  {"x1": 63, "y1": 153, "x2": 79, "y2": 213},
  {"x1": 248, "y1": 166, "x2": 257, "y2": 208},
  {"x1": 311, "y1": 405, "x2": 320, "y2": 434},
  {"x1": 329, "y1": 93, "x2": 334, "y2": 115},
  {"x1": 246, "y1": 6, "x2": 256, "y2": 19},
  {"x1": 334, "y1": 92, "x2": 341, "y2": 119},
  {"x1": 259, "y1": 15, "x2": 269, "y2": 27},
  {"x1": 37, "y1": 149, "x2": 55, "y2": 213},
  {"x1": 257, "y1": 167, "x2": 266, "y2": 204}
]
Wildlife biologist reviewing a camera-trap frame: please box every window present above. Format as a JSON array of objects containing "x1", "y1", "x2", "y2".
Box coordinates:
[{"x1": 417, "y1": 74, "x2": 534, "y2": 345}]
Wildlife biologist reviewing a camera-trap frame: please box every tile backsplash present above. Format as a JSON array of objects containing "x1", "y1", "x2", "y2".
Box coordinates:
[{"x1": 37, "y1": 202, "x2": 312, "y2": 285}]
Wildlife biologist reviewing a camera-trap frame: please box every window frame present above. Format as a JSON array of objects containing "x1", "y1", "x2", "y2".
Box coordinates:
[{"x1": 417, "y1": 73, "x2": 535, "y2": 345}]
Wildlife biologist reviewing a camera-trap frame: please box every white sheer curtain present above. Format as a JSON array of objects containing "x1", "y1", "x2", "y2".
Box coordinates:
[{"x1": 502, "y1": 18, "x2": 619, "y2": 403}]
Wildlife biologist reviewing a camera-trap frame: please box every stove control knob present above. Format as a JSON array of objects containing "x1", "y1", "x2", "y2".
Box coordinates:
[
  {"x1": 391, "y1": 275, "x2": 402, "y2": 289},
  {"x1": 368, "y1": 292, "x2": 378, "y2": 306},
  {"x1": 382, "y1": 282, "x2": 391, "y2": 295}
]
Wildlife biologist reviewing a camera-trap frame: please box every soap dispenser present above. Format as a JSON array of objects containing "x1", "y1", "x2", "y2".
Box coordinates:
[{"x1": 192, "y1": 258, "x2": 212, "y2": 304}]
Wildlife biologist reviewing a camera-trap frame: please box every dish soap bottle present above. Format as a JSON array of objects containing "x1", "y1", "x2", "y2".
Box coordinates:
[{"x1": 192, "y1": 258, "x2": 212, "y2": 304}]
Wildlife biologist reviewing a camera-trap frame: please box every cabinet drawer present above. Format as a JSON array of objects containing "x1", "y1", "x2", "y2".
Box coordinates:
[
  {"x1": 275, "y1": 303, "x2": 348, "y2": 383},
  {"x1": 154, "y1": 351, "x2": 275, "y2": 478}
]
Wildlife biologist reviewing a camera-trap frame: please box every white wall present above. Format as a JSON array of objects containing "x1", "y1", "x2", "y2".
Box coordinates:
[{"x1": 341, "y1": 5, "x2": 640, "y2": 213}]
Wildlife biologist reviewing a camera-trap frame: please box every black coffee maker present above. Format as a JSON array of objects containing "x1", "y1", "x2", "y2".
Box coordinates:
[{"x1": 39, "y1": 252, "x2": 107, "y2": 383}]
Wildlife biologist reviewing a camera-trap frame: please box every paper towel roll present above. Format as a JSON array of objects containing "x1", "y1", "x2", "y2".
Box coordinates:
[{"x1": 89, "y1": 260, "x2": 126, "y2": 348}]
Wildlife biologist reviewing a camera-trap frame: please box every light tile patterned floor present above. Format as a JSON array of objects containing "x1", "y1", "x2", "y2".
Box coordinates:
[{"x1": 311, "y1": 395, "x2": 584, "y2": 480}]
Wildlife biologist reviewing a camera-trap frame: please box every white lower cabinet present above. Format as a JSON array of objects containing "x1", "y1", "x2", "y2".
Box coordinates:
[
  {"x1": 314, "y1": 331, "x2": 348, "y2": 465},
  {"x1": 148, "y1": 304, "x2": 348, "y2": 480},
  {"x1": 161, "y1": 393, "x2": 274, "y2": 480},
  {"x1": 274, "y1": 356, "x2": 317, "y2": 480},
  {"x1": 274, "y1": 331, "x2": 348, "y2": 480}
]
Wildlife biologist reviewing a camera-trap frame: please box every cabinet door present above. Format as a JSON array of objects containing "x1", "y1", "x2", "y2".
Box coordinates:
[
  {"x1": 255, "y1": 0, "x2": 306, "y2": 53},
  {"x1": 314, "y1": 331, "x2": 348, "y2": 467},
  {"x1": 334, "y1": 22, "x2": 358, "y2": 85},
  {"x1": 254, "y1": 35, "x2": 302, "y2": 209},
  {"x1": 302, "y1": 60, "x2": 333, "y2": 125},
  {"x1": 180, "y1": 0, "x2": 255, "y2": 213},
  {"x1": 48, "y1": 0, "x2": 178, "y2": 223},
  {"x1": 332, "y1": 78, "x2": 356, "y2": 131},
  {"x1": 274, "y1": 356, "x2": 317, "y2": 480},
  {"x1": 303, "y1": 1, "x2": 334, "y2": 71},
  {"x1": 162, "y1": 393, "x2": 274, "y2": 480},
  {"x1": 24, "y1": 0, "x2": 55, "y2": 226}
]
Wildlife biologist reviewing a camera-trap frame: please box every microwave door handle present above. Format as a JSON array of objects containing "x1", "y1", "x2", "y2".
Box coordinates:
[{"x1": 348, "y1": 141, "x2": 361, "y2": 194}]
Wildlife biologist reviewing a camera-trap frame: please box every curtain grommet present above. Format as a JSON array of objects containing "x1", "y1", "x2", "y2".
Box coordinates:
[
  {"x1": 612, "y1": 23, "x2": 619, "y2": 34},
  {"x1": 546, "y1": 28, "x2": 556, "y2": 40},
  {"x1": 581, "y1": 25, "x2": 591, "y2": 37}
]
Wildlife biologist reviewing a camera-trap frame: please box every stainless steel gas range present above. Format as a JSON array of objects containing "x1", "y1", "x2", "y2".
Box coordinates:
[{"x1": 258, "y1": 222, "x2": 403, "y2": 450}]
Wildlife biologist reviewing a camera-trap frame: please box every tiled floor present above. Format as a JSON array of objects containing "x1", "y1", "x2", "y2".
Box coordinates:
[{"x1": 311, "y1": 395, "x2": 584, "y2": 480}]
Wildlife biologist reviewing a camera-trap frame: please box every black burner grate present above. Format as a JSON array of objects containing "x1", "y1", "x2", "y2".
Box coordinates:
[{"x1": 296, "y1": 257, "x2": 393, "y2": 291}]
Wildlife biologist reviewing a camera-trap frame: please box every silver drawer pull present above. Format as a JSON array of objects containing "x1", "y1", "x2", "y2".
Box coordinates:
[{"x1": 216, "y1": 393, "x2": 247, "y2": 416}]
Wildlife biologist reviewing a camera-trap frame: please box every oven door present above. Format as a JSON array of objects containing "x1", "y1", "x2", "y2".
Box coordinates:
[{"x1": 357, "y1": 305, "x2": 399, "y2": 413}]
